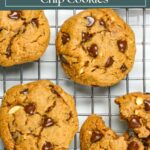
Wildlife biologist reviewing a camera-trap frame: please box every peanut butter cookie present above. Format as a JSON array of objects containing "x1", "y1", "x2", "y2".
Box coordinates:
[
  {"x1": 0, "y1": 80, "x2": 78, "y2": 150},
  {"x1": 0, "y1": 10, "x2": 50, "y2": 67},
  {"x1": 56, "y1": 9, "x2": 136, "y2": 87}
]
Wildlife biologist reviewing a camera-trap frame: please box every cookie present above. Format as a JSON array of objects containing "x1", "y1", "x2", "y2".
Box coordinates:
[
  {"x1": 115, "y1": 92, "x2": 150, "y2": 138},
  {"x1": 56, "y1": 9, "x2": 136, "y2": 87},
  {"x1": 0, "y1": 10, "x2": 50, "y2": 67},
  {"x1": 80, "y1": 115, "x2": 147, "y2": 150},
  {"x1": 0, "y1": 80, "x2": 78, "y2": 150}
]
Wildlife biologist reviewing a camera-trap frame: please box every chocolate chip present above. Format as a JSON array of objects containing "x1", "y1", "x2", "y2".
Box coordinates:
[
  {"x1": 99, "y1": 19, "x2": 106, "y2": 27},
  {"x1": 31, "y1": 18, "x2": 39, "y2": 27},
  {"x1": 92, "y1": 85, "x2": 99, "y2": 87},
  {"x1": 59, "y1": 55, "x2": 68, "y2": 64},
  {"x1": 144, "y1": 93, "x2": 150, "y2": 95},
  {"x1": 43, "y1": 116, "x2": 54, "y2": 127},
  {"x1": 85, "y1": 16, "x2": 95, "y2": 27},
  {"x1": 11, "y1": 132, "x2": 20, "y2": 141},
  {"x1": 127, "y1": 141, "x2": 139, "y2": 150},
  {"x1": 117, "y1": 40, "x2": 127, "y2": 53},
  {"x1": 66, "y1": 112, "x2": 72, "y2": 121},
  {"x1": 82, "y1": 32, "x2": 92, "y2": 42},
  {"x1": 46, "y1": 101, "x2": 56, "y2": 112},
  {"x1": 91, "y1": 130, "x2": 103, "y2": 143},
  {"x1": 142, "y1": 139, "x2": 149, "y2": 147},
  {"x1": 61, "y1": 32, "x2": 70, "y2": 45},
  {"x1": 91, "y1": 65, "x2": 99, "y2": 72},
  {"x1": 120, "y1": 64, "x2": 128, "y2": 72},
  {"x1": 144, "y1": 100, "x2": 150, "y2": 111},
  {"x1": 24, "y1": 103, "x2": 36, "y2": 115},
  {"x1": 8, "y1": 11, "x2": 21, "y2": 20},
  {"x1": 6, "y1": 44, "x2": 11, "y2": 58},
  {"x1": 42, "y1": 142, "x2": 53, "y2": 150},
  {"x1": 20, "y1": 89, "x2": 28, "y2": 95},
  {"x1": 51, "y1": 89, "x2": 57, "y2": 94},
  {"x1": 105, "y1": 57, "x2": 114, "y2": 68},
  {"x1": 84, "y1": 61, "x2": 89, "y2": 67},
  {"x1": 129, "y1": 115, "x2": 141, "y2": 129},
  {"x1": 87, "y1": 44, "x2": 98, "y2": 57},
  {"x1": 51, "y1": 88, "x2": 60, "y2": 97}
]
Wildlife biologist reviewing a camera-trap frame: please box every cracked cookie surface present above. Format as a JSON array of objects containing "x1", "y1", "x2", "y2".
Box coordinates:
[
  {"x1": 56, "y1": 9, "x2": 136, "y2": 87},
  {"x1": 80, "y1": 115, "x2": 148, "y2": 150},
  {"x1": 0, "y1": 10, "x2": 50, "y2": 67},
  {"x1": 115, "y1": 92, "x2": 150, "y2": 138},
  {"x1": 0, "y1": 80, "x2": 78, "y2": 150}
]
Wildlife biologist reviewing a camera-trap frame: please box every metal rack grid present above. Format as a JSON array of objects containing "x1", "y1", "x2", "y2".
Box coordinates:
[{"x1": 0, "y1": 8, "x2": 150, "y2": 150}]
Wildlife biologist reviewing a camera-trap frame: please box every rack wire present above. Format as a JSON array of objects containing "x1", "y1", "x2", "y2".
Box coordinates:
[{"x1": 0, "y1": 8, "x2": 150, "y2": 150}]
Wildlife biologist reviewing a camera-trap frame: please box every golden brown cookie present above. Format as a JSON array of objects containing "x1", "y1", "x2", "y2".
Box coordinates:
[
  {"x1": 0, "y1": 80, "x2": 78, "y2": 150},
  {"x1": 56, "y1": 9, "x2": 136, "y2": 87},
  {"x1": 0, "y1": 10, "x2": 50, "y2": 67},
  {"x1": 80, "y1": 115, "x2": 147, "y2": 150},
  {"x1": 115, "y1": 92, "x2": 150, "y2": 139}
]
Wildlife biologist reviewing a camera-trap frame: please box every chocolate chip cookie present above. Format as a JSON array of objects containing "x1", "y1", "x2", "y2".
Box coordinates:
[
  {"x1": 0, "y1": 80, "x2": 78, "y2": 150},
  {"x1": 56, "y1": 9, "x2": 136, "y2": 87},
  {"x1": 80, "y1": 115, "x2": 147, "y2": 150},
  {"x1": 0, "y1": 10, "x2": 50, "y2": 67},
  {"x1": 115, "y1": 92, "x2": 150, "y2": 138}
]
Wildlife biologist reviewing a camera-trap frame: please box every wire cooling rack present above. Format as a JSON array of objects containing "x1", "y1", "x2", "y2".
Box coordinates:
[{"x1": 0, "y1": 8, "x2": 150, "y2": 150}]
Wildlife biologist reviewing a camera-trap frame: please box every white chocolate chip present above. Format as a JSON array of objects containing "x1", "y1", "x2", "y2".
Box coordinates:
[
  {"x1": 79, "y1": 68, "x2": 84, "y2": 74},
  {"x1": 88, "y1": 131, "x2": 92, "y2": 135},
  {"x1": 136, "y1": 97, "x2": 143, "y2": 106},
  {"x1": 111, "y1": 17, "x2": 115, "y2": 21},
  {"x1": 9, "y1": 106, "x2": 22, "y2": 114}
]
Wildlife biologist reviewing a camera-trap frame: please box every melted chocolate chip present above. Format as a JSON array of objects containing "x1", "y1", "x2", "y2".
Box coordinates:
[
  {"x1": 61, "y1": 32, "x2": 70, "y2": 45},
  {"x1": 24, "y1": 103, "x2": 36, "y2": 115},
  {"x1": 42, "y1": 142, "x2": 53, "y2": 150},
  {"x1": 99, "y1": 19, "x2": 106, "y2": 27},
  {"x1": 87, "y1": 44, "x2": 98, "y2": 57},
  {"x1": 144, "y1": 100, "x2": 150, "y2": 111},
  {"x1": 91, "y1": 130, "x2": 103, "y2": 143},
  {"x1": 6, "y1": 44, "x2": 11, "y2": 58},
  {"x1": 20, "y1": 89, "x2": 29, "y2": 95},
  {"x1": 85, "y1": 16, "x2": 95, "y2": 27},
  {"x1": 31, "y1": 19, "x2": 39, "y2": 27},
  {"x1": 127, "y1": 141, "x2": 139, "y2": 150},
  {"x1": 82, "y1": 32, "x2": 92, "y2": 42},
  {"x1": 129, "y1": 115, "x2": 141, "y2": 129},
  {"x1": 43, "y1": 116, "x2": 54, "y2": 127},
  {"x1": 117, "y1": 40, "x2": 127, "y2": 53},
  {"x1": 8, "y1": 11, "x2": 21, "y2": 20},
  {"x1": 59, "y1": 55, "x2": 68, "y2": 64},
  {"x1": 105, "y1": 57, "x2": 114, "y2": 68},
  {"x1": 120, "y1": 64, "x2": 128, "y2": 72}
]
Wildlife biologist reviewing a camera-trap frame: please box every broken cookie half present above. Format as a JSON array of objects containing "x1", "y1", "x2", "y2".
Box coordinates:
[
  {"x1": 115, "y1": 92, "x2": 150, "y2": 139},
  {"x1": 80, "y1": 115, "x2": 149, "y2": 150}
]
